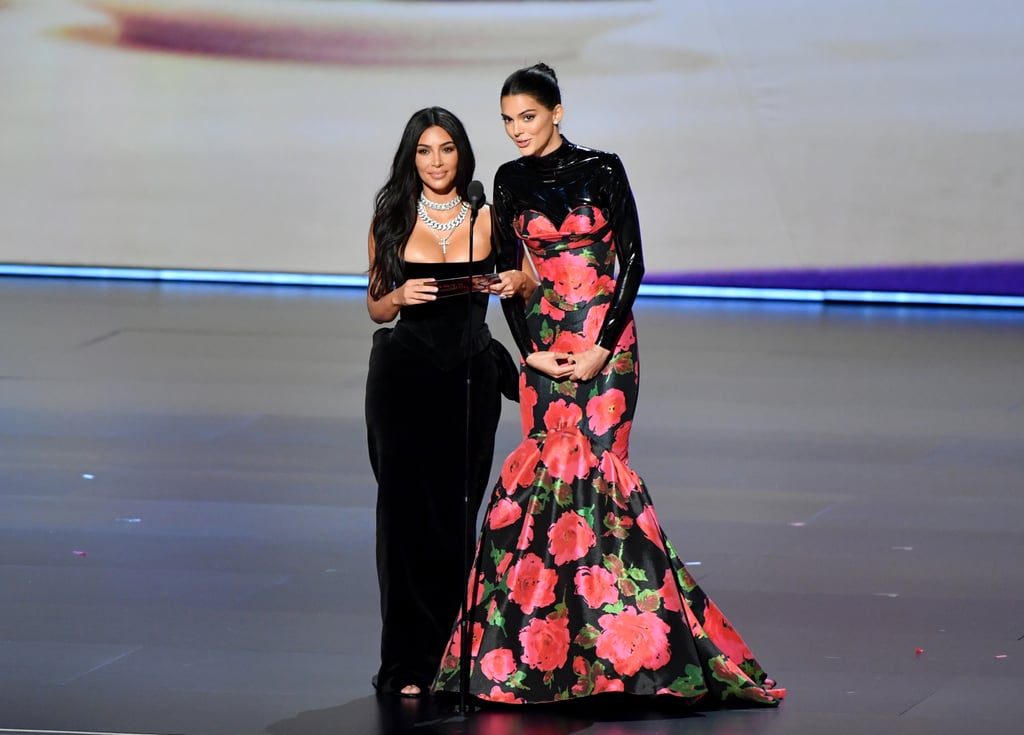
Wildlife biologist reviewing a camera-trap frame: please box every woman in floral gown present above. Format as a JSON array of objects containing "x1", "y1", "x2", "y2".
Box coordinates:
[{"x1": 433, "y1": 64, "x2": 785, "y2": 707}]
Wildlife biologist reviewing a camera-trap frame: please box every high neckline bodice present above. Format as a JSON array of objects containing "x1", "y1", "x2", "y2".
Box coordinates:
[{"x1": 520, "y1": 137, "x2": 577, "y2": 170}]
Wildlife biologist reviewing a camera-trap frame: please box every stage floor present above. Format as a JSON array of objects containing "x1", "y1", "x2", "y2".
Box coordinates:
[{"x1": 1, "y1": 277, "x2": 1022, "y2": 735}]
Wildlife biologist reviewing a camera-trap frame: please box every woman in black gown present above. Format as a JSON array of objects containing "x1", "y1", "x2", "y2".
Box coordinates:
[
  {"x1": 433, "y1": 67, "x2": 785, "y2": 707},
  {"x1": 365, "y1": 107, "x2": 536, "y2": 697}
]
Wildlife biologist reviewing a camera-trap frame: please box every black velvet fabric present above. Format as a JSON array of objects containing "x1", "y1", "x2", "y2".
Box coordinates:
[{"x1": 365, "y1": 257, "x2": 504, "y2": 694}]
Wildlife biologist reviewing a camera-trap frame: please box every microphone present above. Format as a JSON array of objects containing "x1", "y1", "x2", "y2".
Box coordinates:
[{"x1": 467, "y1": 180, "x2": 485, "y2": 213}]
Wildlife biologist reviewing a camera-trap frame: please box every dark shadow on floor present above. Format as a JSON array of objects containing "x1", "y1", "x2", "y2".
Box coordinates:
[{"x1": 264, "y1": 693, "x2": 744, "y2": 735}]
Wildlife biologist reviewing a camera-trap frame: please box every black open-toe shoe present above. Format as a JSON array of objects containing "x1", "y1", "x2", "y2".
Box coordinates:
[
  {"x1": 372, "y1": 673, "x2": 426, "y2": 698},
  {"x1": 397, "y1": 684, "x2": 423, "y2": 698}
]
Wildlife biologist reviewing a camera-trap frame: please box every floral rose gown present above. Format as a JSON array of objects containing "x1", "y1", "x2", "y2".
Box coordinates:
[{"x1": 433, "y1": 140, "x2": 784, "y2": 706}]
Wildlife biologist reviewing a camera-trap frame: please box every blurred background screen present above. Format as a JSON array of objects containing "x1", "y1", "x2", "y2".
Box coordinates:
[{"x1": 1, "y1": 0, "x2": 1022, "y2": 294}]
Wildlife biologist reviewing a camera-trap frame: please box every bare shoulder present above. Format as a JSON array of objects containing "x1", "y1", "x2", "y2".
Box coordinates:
[{"x1": 474, "y1": 204, "x2": 493, "y2": 235}]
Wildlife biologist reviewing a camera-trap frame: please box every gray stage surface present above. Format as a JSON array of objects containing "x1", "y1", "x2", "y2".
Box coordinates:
[{"x1": 1, "y1": 277, "x2": 1022, "y2": 735}]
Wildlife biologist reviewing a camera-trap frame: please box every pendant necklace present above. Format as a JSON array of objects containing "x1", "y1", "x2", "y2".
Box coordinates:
[{"x1": 417, "y1": 194, "x2": 469, "y2": 254}]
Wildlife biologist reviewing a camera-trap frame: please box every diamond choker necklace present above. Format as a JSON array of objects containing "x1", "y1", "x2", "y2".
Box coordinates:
[{"x1": 419, "y1": 192, "x2": 462, "y2": 211}]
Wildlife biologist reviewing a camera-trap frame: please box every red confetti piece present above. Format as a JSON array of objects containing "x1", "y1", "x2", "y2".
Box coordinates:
[
  {"x1": 73, "y1": 550, "x2": 88, "y2": 557},
  {"x1": 915, "y1": 648, "x2": 924, "y2": 655}
]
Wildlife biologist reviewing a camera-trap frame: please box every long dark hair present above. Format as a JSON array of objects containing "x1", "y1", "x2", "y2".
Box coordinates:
[
  {"x1": 368, "y1": 106, "x2": 476, "y2": 300},
  {"x1": 500, "y1": 62, "x2": 561, "y2": 110}
]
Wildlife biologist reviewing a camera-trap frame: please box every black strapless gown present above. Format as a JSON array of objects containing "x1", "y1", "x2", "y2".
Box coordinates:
[{"x1": 366, "y1": 257, "x2": 504, "y2": 694}]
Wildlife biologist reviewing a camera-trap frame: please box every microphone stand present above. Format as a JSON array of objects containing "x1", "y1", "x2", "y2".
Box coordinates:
[{"x1": 459, "y1": 181, "x2": 484, "y2": 715}]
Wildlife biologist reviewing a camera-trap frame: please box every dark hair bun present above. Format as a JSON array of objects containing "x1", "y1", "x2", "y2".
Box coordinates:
[
  {"x1": 531, "y1": 62, "x2": 558, "y2": 85},
  {"x1": 501, "y1": 61, "x2": 562, "y2": 108}
]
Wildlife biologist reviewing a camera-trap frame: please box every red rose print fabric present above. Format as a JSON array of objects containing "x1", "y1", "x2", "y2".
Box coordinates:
[{"x1": 433, "y1": 206, "x2": 784, "y2": 707}]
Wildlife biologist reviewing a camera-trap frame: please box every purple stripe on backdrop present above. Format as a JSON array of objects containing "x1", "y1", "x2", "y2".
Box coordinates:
[{"x1": 645, "y1": 262, "x2": 1024, "y2": 296}]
